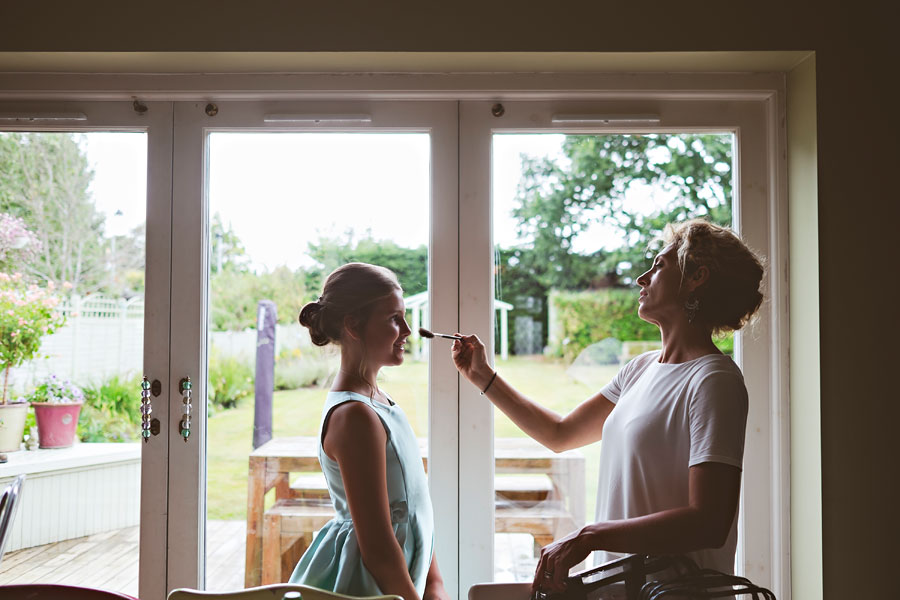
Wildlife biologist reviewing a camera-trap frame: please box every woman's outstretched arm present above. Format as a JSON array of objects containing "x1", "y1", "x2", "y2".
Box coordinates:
[
  {"x1": 452, "y1": 334, "x2": 614, "y2": 452},
  {"x1": 324, "y1": 402, "x2": 421, "y2": 600}
]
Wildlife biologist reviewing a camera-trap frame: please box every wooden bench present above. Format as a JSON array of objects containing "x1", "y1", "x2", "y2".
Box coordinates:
[
  {"x1": 262, "y1": 474, "x2": 566, "y2": 584},
  {"x1": 263, "y1": 498, "x2": 335, "y2": 584},
  {"x1": 289, "y1": 473, "x2": 554, "y2": 504},
  {"x1": 494, "y1": 501, "x2": 578, "y2": 550},
  {"x1": 245, "y1": 437, "x2": 586, "y2": 587}
]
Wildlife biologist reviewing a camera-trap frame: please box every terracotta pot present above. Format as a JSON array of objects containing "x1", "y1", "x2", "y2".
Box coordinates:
[
  {"x1": 0, "y1": 403, "x2": 28, "y2": 452},
  {"x1": 31, "y1": 402, "x2": 83, "y2": 449}
]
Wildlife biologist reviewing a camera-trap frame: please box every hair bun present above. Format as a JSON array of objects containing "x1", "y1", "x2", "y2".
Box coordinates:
[
  {"x1": 298, "y1": 301, "x2": 321, "y2": 327},
  {"x1": 298, "y1": 301, "x2": 332, "y2": 346}
]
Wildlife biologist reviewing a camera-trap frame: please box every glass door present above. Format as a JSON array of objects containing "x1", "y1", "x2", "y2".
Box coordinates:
[
  {"x1": 458, "y1": 99, "x2": 777, "y2": 592},
  {"x1": 167, "y1": 101, "x2": 461, "y2": 596},
  {"x1": 0, "y1": 100, "x2": 173, "y2": 600}
]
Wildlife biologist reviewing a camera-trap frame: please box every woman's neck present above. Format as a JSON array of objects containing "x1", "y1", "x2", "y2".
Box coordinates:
[
  {"x1": 332, "y1": 347, "x2": 383, "y2": 401},
  {"x1": 657, "y1": 318, "x2": 720, "y2": 364}
]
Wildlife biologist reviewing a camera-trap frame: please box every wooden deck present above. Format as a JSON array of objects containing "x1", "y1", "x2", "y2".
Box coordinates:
[
  {"x1": 0, "y1": 520, "x2": 246, "y2": 596},
  {"x1": 0, "y1": 521, "x2": 538, "y2": 595}
]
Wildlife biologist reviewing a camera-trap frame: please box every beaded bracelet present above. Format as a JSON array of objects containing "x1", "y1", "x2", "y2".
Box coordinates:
[{"x1": 480, "y1": 370, "x2": 498, "y2": 395}]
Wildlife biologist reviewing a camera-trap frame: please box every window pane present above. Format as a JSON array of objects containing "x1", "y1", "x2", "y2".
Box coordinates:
[
  {"x1": 491, "y1": 132, "x2": 735, "y2": 581},
  {"x1": 204, "y1": 132, "x2": 431, "y2": 589},
  {"x1": 0, "y1": 131, "x2": 147, "y2": 596}
]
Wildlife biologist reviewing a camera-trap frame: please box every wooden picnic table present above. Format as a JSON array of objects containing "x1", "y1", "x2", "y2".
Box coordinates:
[{"x1": 244, "y1": 436, "x2": 585, "y2": 586}]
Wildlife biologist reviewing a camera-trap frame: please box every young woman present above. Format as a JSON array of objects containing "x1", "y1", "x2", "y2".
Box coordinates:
[
  {"x1": 290, "y1": 263, "x2": 448, "y2": 600},
  {"x1": 451, "y1": 219, "x2": 765, "y2": 593}
]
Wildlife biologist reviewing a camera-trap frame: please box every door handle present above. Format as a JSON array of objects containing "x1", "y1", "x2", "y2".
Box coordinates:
[
  {"x1": 179, "y1": 377, "x2": 192, "y2": 441},
  {"x1": 141, "y1": 376, "x2": 161, "y2": 441}
]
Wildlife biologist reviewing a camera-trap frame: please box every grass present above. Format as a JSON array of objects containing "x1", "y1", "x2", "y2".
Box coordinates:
[{"x1": 206, "y1": 355, "x2": 619, "y2": 521}]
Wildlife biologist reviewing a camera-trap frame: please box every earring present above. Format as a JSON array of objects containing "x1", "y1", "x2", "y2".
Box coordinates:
[{"x1": 684, "y1": 294, "x2": 700, "y2": 324}]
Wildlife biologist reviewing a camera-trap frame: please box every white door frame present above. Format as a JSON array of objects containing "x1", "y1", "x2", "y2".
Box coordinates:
[
  {"x1": 0, "y1": 99, "x2": 175, "y2": 600},
  {"x1": 457, "y1": 95, "x2": 788, "y2": 598},
  {"x1": 0, "y1": 71, "x2": 789, "y2": 600},
  {"x1": 167, "y1": 100, "x2": 461, "y2": 595}
]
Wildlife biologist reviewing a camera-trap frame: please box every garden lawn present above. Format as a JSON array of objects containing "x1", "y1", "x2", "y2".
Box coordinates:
[{"x1": 206, "y1": 355, "x2": 618, "y2": 522}]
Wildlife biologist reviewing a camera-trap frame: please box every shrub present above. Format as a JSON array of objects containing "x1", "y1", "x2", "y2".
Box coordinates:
[
  {"x1": 79, "y1": 373, "x2": 142, "y2": 442},
  {"x1": 208, "y1": 349, "x2": 254, "y2": 410},
  {"x1": 274, "y1": 347, "x2": 336, "y2": 390},
  {"x1": 548, "y1": 288, "x2": 659, "y2": 361}
]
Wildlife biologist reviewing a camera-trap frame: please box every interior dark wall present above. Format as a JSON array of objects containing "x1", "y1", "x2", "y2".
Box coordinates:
[
  {"x1": 0, "y1": 1, "x2": 864, "y2": 52},
  {"x1": 2, "y1": 2, "x2": 897, "y2": 598}
]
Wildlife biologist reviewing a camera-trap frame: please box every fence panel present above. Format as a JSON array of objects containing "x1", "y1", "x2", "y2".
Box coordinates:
[
  {"x1": 7, "y1": 296, "x2": 309, "y2": 394},
  {"x1": 7, "y1": 295, "x2": 144, "y2": 394}
]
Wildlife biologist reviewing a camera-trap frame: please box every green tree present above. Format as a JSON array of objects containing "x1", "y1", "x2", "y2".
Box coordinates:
[
  {"x1": 499, "y1": 134, "x2": 733, "y2": 354},
  {"x1": 105, "y1": 222, "x2": 146, "y2": 298},
  {"x1": 210, "y1": 213, "x2": 250, "y2": 275},
  {"x1": 210, "y1": 266, "x2": 310, "y2": 331},
  {"x1": 306, "y1": 232, "x2": 427, "y2": 297},
  {"x1": 0, "y1": 133, "x2": 108, "y2": 293},
  {"x1": 514, "y1": 134, "x2": 733, "y2": 283}
]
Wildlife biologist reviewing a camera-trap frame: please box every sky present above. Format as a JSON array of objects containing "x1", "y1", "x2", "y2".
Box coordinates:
[
  {"x1": 83, "y1": 133, "x2": 148, "y2": 238},
  {"x1": 82, "y1": 131, "x2": 685, "y2": 272}
]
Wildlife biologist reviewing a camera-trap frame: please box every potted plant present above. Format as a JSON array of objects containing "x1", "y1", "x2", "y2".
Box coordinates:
[
  {"x1": 0, "y1": 270, "x2": 68, "y2": 451},
  {"x1": 29, "y1": 375, "x2": 85, "y2": 448},
  {"x1": 0, "y1": 394, "x2": 29, "y2": 452}
]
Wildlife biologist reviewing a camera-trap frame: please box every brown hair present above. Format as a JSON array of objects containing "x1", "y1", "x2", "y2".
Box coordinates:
[
  {"x1": 298, "y1": 262, "x2": 401, "y2": 347},
  {"x1": 657, "y1": 219, "x2": 765, "y2": 334}
]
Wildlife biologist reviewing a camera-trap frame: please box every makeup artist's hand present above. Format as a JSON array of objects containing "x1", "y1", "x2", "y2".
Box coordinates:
[
  {"x1": 451, "y1": 334, "x2": 494, "y2": 390},
  {"x1": 532, "y1": 528, "x2": 592, "y2": 594}
]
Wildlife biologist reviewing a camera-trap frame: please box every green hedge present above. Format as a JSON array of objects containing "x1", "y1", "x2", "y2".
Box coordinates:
[{"x1": 549, "y1": 288, "x2": 660, "y2": 361}]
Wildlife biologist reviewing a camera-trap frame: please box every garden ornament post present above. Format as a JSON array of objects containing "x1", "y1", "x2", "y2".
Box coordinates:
[{"x1": 253, "y1": 300, "x2": 276, "y2": 449}]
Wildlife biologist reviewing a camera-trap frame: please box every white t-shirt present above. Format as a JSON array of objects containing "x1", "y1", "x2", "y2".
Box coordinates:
[{"x1": 593, "y1": 350, "x2": 749, "y2": 574}]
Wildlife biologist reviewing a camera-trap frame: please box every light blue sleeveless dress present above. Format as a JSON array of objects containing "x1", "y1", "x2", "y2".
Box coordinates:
[{"x1": 289, "y1": 391, "x2": 434, "y2": 596}]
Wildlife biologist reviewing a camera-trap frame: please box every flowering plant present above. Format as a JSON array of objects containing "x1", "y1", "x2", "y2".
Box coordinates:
[
  {"x1": 0, "y1": 213, "x2": 41, "y2": 272},
  {"x1": 0, "y1": 272, "x2": 69, "y2": 404},
  {"x1": 28, "y1": 374, "x2": 85, "y2": 404}
]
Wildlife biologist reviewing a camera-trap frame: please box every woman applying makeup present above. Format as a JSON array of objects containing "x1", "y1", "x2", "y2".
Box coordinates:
[{"x1": 451, "y1": 219, "x2": 764, "y2": 594}]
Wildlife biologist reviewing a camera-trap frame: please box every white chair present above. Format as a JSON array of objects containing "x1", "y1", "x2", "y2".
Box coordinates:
[
  {"x1": 0, "y1": 474, "x2": 25, "y2": 566},
  {"x1": 168, "y1": 584, "x2": 402, "y2": 600},
  {"x1": 468, "y1": 582, "x2": 532, "y2": 600},
  {"x1": 468, "y1": 581, "x2": 631, "y2": 600}
]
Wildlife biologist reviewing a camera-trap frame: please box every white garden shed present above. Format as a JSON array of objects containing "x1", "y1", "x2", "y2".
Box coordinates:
[{"x1": 404, "y1": 291, "x2": 514, "y2": 360}]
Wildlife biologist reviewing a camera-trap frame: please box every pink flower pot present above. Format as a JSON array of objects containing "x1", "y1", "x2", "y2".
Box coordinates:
[{"x1": 32, "y1": 402, "x2": 83, "y2": 448}]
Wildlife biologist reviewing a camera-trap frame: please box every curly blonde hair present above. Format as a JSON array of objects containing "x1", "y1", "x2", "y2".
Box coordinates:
[{"x1": 656, "y1": 219, "x2": 765, "y2": 334}]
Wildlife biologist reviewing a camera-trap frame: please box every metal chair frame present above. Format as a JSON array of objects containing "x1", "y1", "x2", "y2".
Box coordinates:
[{"x1": 0, "y1": 473, "x2": 25, "y2": 566}]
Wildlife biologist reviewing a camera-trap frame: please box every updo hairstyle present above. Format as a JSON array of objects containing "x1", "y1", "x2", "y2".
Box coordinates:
[
  {"x1": 658, "y1": 219, "x2": 764, "y2": 334},
  {"x1": 298, "y1": 263, "x2": 401, "y2": 347}
]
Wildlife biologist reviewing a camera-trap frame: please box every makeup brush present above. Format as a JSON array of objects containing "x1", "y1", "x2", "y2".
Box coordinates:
[{"x1": 418, "y1": 327, "x2": 462, "y2": 341}]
